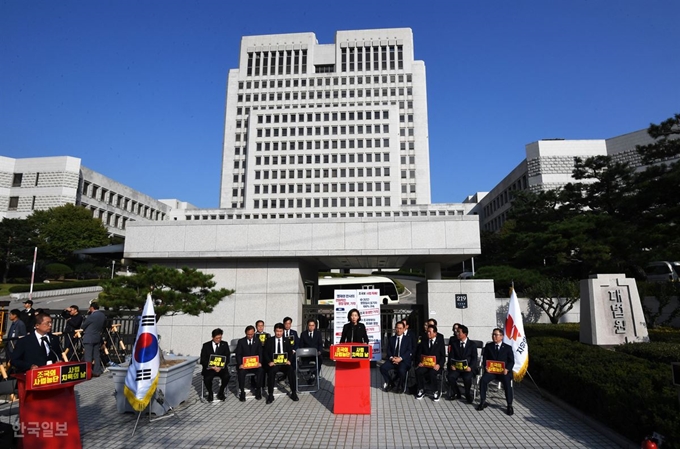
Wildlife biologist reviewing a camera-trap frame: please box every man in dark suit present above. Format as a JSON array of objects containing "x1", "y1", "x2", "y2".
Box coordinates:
[
  {"x1": 418, "y1": 318, "x2": 445, "y2": 347},
  {"x1": 282, "y1": 316, "x2": 299, "y2": 348},
  {"x1": 446, "y1": 324, "x2": 477, "y2": 403},
  {"x1": 61, "y1": 305, "x2": 83, "y2": 361},
  {"x1": 299, "y1": 318, "x2": 324, "y2": 379},
  {"x1": 11, "y1": 313, "x2": 62, "y2": 372},
  {"x1": 5, "y1": 309, "x2": 27, "y2": 363},
  {"x1": 414, "y1": 324, "x2": 446, "y2": 401},
  {"x1": 235, "y1": 325, "x2": 263, "y2": 402},
  {"x1": 20, "y1": 300, "x2": 36, "y2": 331},
  {"x1": 255, "y1": 320, "x2": 271, "y2": 346},
  {"x1": 478, "y1": 327, "x2": 515, "y2": 415},
  {"x1": 380, "y1": 321, "x2": 412, "y2": 393},
  {"x1": 263, "y1": 323, "x2": 299, "y2": 404},
  {"x1": 82, "y1": 302, "x2": 106, "y2": 377},
  {"x1": 200, "y1": 328, "x2": 231, "y2": 403},
  {"x1": 401, "y1": 318, "x2": 417, "y2": 351}
]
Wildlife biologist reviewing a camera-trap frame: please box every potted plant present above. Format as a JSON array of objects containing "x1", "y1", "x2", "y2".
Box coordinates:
[{"x1": 98, "y1": 265, "x2": 234, "y2": 415}]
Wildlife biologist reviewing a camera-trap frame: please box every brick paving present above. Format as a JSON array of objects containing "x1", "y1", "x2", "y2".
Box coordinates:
[{"x1": 1, "y1": 362, "x2": 634, "y2": 448}]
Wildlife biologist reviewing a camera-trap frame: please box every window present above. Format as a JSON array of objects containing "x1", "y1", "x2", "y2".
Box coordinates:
[
  {"x1": 8, "y1": 196, "x2": 19, "y2": 210},
  {"x1": 12, "y1": 173, "x2": 22, "y2": 187}
]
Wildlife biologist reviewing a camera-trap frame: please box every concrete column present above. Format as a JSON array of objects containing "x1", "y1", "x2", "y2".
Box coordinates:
[{"x1": 425, "y1": 262, "x2": 441, "y2": 280}]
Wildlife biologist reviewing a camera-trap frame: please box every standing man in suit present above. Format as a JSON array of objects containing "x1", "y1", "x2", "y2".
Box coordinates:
[
  {"x1": 263, "y1": 323, "x2": 299, "y2": 404},
  {"x1": 235, "y1": 325, "x2": 263, "y2": 402},
  {"x1": 61, "y1": 305, "x2": 83, "y2": 361},
  {"x1": 299, "y1": 318, "x2": 324, "y2": 379},
  {"x1": 20, "y1": 300, "x2": 36, "y2": 331},
  {"x1": 380, "y1": 321, "x2": 412, "y2": 393},
  {"x1": 82, "y1": 302, "x2": 106, "y2": 377},
  {"x1": 478, "y1": 328, "x2": 515, "y2": 415},
  {"x1": 11, "y1": 313, "x2": 62, "y2": 372},
  {"x1": 5, "y1": 309, "x2": 27, "y2": 363},
  {"x1": 200, "y1": 328, "x2": 231, "y2": 403},
  {"x1": 414, "y1": 324, "x2": 446, "y2": 401},
  {"x1": 446, "y1": 324, "x2": 477, "y2": 403}
]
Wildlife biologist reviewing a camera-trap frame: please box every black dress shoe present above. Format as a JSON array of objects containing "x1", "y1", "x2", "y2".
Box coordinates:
[
  {"x1": 217, "y1": 392, "x2": 226, "y2": 401},
  {"x1": 239, "y1": 391, "x2": 246, "y2": 402},
  {"x1": 291, "y1": 393, "x2": 299, "y2": 401},
  {"x1": 255, "y1": 393, "x2": 262, "y2": 400},
  {"x1": 206, "y1": 394, "x2": 214, "y2": 403},
  {"x1": 266, "y1": 397, "x2": 274, "y2": 404},
  {"x1": 507, "y1": 405, "x2": 514, "y2": 416},
  {"x1": 477, "y1": 402, "x2": 488, "y2": 411}
]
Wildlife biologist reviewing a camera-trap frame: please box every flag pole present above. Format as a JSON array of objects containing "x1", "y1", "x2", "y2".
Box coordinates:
[
  {"x1": 524, "y1": 370, "x2": 545, "y2": 399},
  {"x1": 131, "y1": 411, "x2": 144, "y2": 437}
]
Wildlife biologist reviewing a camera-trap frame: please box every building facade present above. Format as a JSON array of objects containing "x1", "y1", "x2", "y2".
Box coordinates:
[
  {"x1": 219, "y1": 28, "x2": 431, "y2": 217},
  {"x1": 468, "y1": 128, "x2": 672, "y2": 232},
  {"x1": 0, "y1": 156, "x2": 178, "y2": 237}
]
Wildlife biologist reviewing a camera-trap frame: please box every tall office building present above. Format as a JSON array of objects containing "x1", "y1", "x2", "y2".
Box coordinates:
[{"x1": 219, "y1": 28, "x2": 431, "y2": 218}]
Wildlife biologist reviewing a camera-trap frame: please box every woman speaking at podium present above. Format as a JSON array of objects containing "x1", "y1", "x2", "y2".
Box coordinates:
[{"x1": 339, "y1": 309, "x2": 369, "y2": 344}]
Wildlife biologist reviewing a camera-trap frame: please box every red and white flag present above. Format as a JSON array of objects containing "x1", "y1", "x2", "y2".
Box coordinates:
[{"x1": 504, "y1": 288, "x2": 528, "y2": 382}]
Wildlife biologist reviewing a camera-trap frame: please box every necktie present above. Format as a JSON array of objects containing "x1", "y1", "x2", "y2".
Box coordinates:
[
  {"x1": 496, "y1": 344, "x2": 500, "y2": 354},
  {"x1": 395, "y1": 336, "x2": 400, "y2": 356},
  {"x1": 277, "y1": 338, "x2": 282, "y2": 354},
  {"x1": 460, "y1": 341, "x2": 464, "y2": 350},
  {"x1": 41, "y1": 336, "x2": 49, "y2": 356},
  {"x1": 248, "y1": 339, "x2": 252, "y2": 346},
  {"x1": 429, "y1": 339, "x2": 433, "y2": 349},
  {"x1": 285, "y1": 331, "x2": 289, "y2": 337},
  {"x1": 309, "y1": 332, "x2": 312, "y2": 338}
]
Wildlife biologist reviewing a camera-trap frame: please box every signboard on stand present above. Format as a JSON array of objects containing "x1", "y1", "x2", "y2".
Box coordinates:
[{"x1": 333, "y1": 289, "x2": 381, "y2": 361}]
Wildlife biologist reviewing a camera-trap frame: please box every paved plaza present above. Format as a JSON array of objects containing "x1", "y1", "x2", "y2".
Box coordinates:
[{"x1": 1, "y1": 362, "x2": 634, "y2": 449}]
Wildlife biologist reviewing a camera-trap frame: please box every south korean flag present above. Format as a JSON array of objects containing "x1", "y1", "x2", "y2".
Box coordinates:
[{"x1": 124, "y1": 293, "x2": 160, "y2": 411}]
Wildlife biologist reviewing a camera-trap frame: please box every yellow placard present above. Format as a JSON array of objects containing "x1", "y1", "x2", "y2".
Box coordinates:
[
  {"x1": 242, "y1": 355, "x2": 259, "y2": 369},
  {"x1": 486, "y1": 360, "x2": 505, "y2": 374},
  {"x1": 273, "y1": 353, "x2": 288, "y2": 365},
  {"x1": 258, "y1": 334, "x2": 267, "y2": 344},
  {"x1": 209, "y1": 354, "x2": 227, "y2": 368},
  {"x1": 452, "y1": 359, "x2": 468, "y2": 371},
  {"x1": 351, "y1": 345, "x2": 370, "y2": 358},
  {"x1": 421, "y1": 355, "x2": 436, "y2": 368}
]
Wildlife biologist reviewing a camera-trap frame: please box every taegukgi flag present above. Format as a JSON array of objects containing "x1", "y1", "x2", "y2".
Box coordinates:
[
  {"x1": 504, "y1": 288, "x2": 528, "y2": 382},
  {"x1": 124, "y1": 293, "x2": 160, "y2": 411}
]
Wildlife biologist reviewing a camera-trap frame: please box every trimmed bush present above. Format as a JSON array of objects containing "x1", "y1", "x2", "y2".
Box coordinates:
[
  {"x1": 615, "y1": 341, "x2": 680, "y2": 365},
  {"x1": 528, "y1": 336, "x2": 680, "y2": 447},
  {"x1": 525, "y1": 323, "x2": 580, "y2": 341},
  {"x1": 45, "y1": 263, "x2": 73, "y2": 279},
  {"x1": 8, "y1": 279, "x2": 103, "y2": 293}
]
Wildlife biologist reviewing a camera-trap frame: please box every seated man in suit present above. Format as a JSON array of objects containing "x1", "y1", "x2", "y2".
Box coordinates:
[
  {"x1": 478, "y1": 328, "x2": 515, "y2": 415},
  {"x1": 263, "y1": 323, "x2": 299, "y2": 404},
  {"x1": 255, "y1": 320, "x2": 271, "y2": 346},
  {"x1": 414, "y1": 324, "x2": 446, "y2": 401},
  {"x1": 380, "y1": 321, "x2": 412, "y2": 393},
  {"x1": 446, "y1": 324, "x2": 477, "y2": 403},
  {"x1": 200, "y1": 328, "x2": 231, "y2": 403},
  {"x1": 299, "y1": 318, "x2": 324, "y2": 380},
  {"x1": 235, "y1": 325, "x2": 263, "y2": 402},
  {"x1": 11, "y1": 313, "x2": 63, "y2": 373}
]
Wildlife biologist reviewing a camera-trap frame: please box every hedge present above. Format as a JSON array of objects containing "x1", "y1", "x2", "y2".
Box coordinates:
[
  {"x1": 525, "y1": 323, "x2": 580, "y2": 341},
  {"x1": 615, "y1": 341, "x2": 680, "y2": 365},
  {"x1": 8, "y1": 280, "x2": 104, "y2": 293},
  {"x1": 528, "y1": 336, "x2": 680, "y2": 447}
]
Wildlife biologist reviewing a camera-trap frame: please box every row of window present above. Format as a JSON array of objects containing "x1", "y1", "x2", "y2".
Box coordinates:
[
  {"x1": 253, "y1": 196, "x2": 392, "y2": 209},
  {"x1": 235, "y1": 100, "x2": 413, "y2": 117},
  {"x1": 252, "y1": 138, "x2": 393, "y2": 152},
  {"x1": 188, "y1": 209, "x2": 462, "y2": 221},
  {"x1": 238, "y1": 73, "x2": 413, "y2": 91},
  {"x1": 482, "y1": 175, "x2": 528, "y2": 220},
  {"x1": 253, "y1": 167, "x2": 391, "y2": 181},
  {"x1": 340, "y1": 45, "x2": 404, "y2": 72},
  {"x1": 254, "y1": 152, "x2": 390, "y2": 165},
  {"x1": 237, "y1": 87, "x2": 412, "y2": 103},
  {"x1": 81, "y1": 181, "x2": 165, "y2": 221},
  {"x1": 83, "y1": 203, "x2": 134, "y2": 230},
  {"x1": 249, "y1": 181, "x2": 392, "y2": 196},
  {"x1": 246, "y1": 49, "x2": 308, "y2": 76},
  {"x1": 255, "y1": 124, "x2": 391, "y2": 138},
  {"x1": 255, "y1": 109, "x2": 389, "y2": 124}
]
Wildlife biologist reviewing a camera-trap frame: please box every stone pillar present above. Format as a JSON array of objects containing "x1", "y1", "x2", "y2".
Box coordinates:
[
  {"x1": 424, "y1": 262, "x2": 441, "y2": 280},
  {"x1": 580, "y1": 273, "x2": 649, "y2": 345}
]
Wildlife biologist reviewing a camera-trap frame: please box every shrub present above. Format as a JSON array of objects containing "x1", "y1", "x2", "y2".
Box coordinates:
[
  {"x1": 525, "y1": 323, "x2": 580, "y2": 341},
  {"x1": 615, "y1": 341, "x2": 680, "y2": 365},
  {"x1": 8, "y1": 279, "x2": 103, "y2": 293},
  {"x1": 528, "y1": 336, "x2": 680, "y2": 447},
  {"x1": 45, "y1": 263, "x2": 73, "y2": 280}
]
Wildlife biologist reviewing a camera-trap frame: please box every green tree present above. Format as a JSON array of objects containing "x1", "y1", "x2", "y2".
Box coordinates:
[
  {"x1": 28, "y1": 204, "x2": 110, "y2": 264},
  {"x1": 0, "y1": 218, "x2": 34, "y2": 283},
  {"x1": 473, "y1": 265, "x2": 544, "y2": 297},
  {"x1": 45, "y1": 262, "x2": 74, "y2": 280},
  {"x1": 525, "y1": 278, "x2": 580, "y2": 324},
  {"x1": 98, "y1": 265, "x2": 235, "y2": 318}
]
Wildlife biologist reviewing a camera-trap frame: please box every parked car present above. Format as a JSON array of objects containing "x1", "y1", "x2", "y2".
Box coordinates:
[{"x1": 645, "y1": 261, "x2": 680, "y2": 282}]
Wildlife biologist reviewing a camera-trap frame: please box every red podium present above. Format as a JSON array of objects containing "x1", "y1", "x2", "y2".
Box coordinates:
[
  {"x1": 330, "y1": 344, "x2": 372, "y2": 414},
  {"x1": 14, "y1": 361, "x2": 91, "y2": 448}
]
